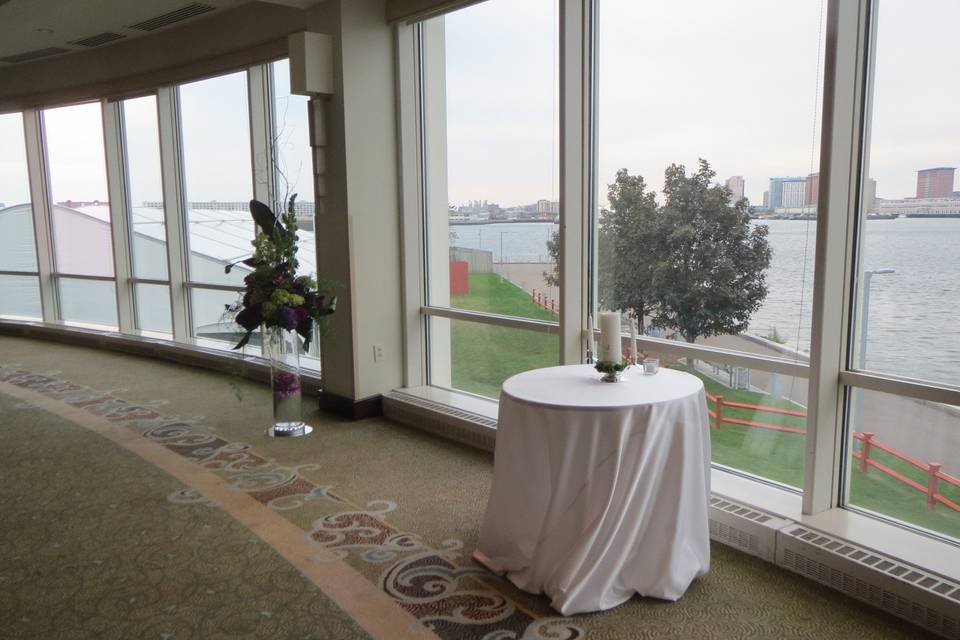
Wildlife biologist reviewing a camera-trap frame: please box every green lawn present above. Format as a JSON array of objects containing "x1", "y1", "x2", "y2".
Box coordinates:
[{"x1": 448, "y1": 272, "x2": 960, "y2": 539}]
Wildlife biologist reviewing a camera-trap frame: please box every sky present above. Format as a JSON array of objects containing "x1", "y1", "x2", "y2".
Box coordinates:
[
  {"x1": 1, "y1": 0, "x2": 957, "y2": 209},
  {"x1": 0, "y1": 60, "x2": 311, "y2": 209},
  {"x1": 441, "y1": 0, "x2": 960, "y2": 207}
]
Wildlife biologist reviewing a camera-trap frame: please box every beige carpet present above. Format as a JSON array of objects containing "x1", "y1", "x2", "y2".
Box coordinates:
[{"x1": 0, "y1": 335, "x2": 938, "y2": 639}]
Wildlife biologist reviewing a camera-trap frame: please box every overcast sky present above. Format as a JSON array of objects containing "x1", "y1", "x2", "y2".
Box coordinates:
[
  {"x1": 443, "y1": 0, "x2": 960, "y2": 207},
  {"x1": 1, "y1": 0, "x2": 957, "y2": 209}
]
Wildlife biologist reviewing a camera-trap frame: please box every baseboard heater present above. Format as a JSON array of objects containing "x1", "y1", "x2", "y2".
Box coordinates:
[{"x1": 383, "y1": 390, "x2": 960, "y2": 639}]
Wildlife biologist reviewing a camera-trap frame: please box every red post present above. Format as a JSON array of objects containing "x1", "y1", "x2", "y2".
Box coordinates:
[
  {"x1": 715, "y1": 396, "x2": 724, "y2": 430},
  {"x1": 928, "y1": 463, "x2": 942, "y2": 508},
  {"x1": 859, "y1": 432, "x2": 874, "y2": 473}
]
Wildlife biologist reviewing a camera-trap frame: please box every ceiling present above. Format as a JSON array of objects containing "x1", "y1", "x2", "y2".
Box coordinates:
[{"x1": 0, "y1": 0, "x2": 318, "y2": 66}]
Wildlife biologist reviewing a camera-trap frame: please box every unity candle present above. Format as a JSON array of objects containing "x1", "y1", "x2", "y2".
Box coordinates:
[{"x1": 598, "y1": 312, "x2": 621, "y2": 363}]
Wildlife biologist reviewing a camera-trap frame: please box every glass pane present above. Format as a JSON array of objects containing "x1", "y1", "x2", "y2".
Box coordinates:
[
  {"x1": 596, "y1": 0, "x2": 824, "y2": 360},
  {"x1": 0, "y1": 113, "x2": 37, "y2": 272},
  {"x1": 122, "y1": 95, "x2": 168, "y2": 280},
  {"x1": 0, "y1": 274, "x2": 41, "y2": 319},
  {"x1": 626, "y1": 341, "x2": 807, "y2": 488},
  {"x1": 846, "y1": 387, "x2": 960, "y2": 541},
  {"x1": 852, "y1": 0, "x2": 960, "y2": 386},
  {"x1": 134, "y1": 283, "x2": 172, "y2": 334},
  {"x1": 190, "y1": 287, "x2": 244, "y2": 344},
  {"x1": 421, "y1": 0, "x2": 560, "y2": 321},
  {"x1": 430, "y1": 317, "x2": 559, "y2": 399},
  {"x1": 43, "y1": 102, "x2": 114, "y2": 277},
  {"x1": 58, "y1": 277, "x2": 118, "y2": 327},
  {"x1": 271, "y1": 59, "x2": 316, "y2": 279},
  {"x1": 179, "y1": 72, "x2": 254, "y2": 287}
]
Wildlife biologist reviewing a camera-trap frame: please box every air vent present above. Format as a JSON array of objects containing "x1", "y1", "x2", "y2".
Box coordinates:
[
  {"x1": 0, "y1": 47, "x2": 70, "y2": 64},
  {"x1": 69, "y1": 32, "x2": 126, "y2": 48},
  {"x1": 708, "y1": 496, "x2": 793, "y2": 562},
  {"x1": 127, "y1": 3, "x2": 216, "y2": 32},
  {"x1": 382, "y1": 391, "x2": 497, "y2": 452},
  {"x1": 778, "y1": 525, "x2": 960, "y2": 639}
]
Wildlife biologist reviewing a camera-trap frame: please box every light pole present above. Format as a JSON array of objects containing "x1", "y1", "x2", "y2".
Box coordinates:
[{"x1": 854, "y1": 268, "x2": 894, "y2": 432}]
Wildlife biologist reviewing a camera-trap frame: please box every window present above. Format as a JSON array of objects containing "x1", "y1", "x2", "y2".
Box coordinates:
[
  {"x1": 179, "y1": 71, "x2": 254, "y2": 290},
  {"x1": 42, "y1": 102, "x2": 118, "y2": 327},
  {"x1": 418, "y1": 0, "x2": 561, "y2": 398},
  {"x1": 0, "y1": 112, "x2": 41, "y2": 319},
  {"x1": 121, "y1": 95, "x2": 172, "y2": 333},
  {"x1": 843, "y1": 0, "x2": 960, "y2": 540},
  {"x1": 594, "y1": 0, "x2": 825, "y2": 486},
  {"x1": 271, "y1": 59, "x2": 316, "y2": 278}
]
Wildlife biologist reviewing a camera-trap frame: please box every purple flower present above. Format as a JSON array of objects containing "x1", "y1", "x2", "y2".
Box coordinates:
[
  {"x1": 273, "y1": 371, "x2": 301, "y2": 398},
  {"x1": 276, "y1": 305, "x2": 299, "y2": 331}
]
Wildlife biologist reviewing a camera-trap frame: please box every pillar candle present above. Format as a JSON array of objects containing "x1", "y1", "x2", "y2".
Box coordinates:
[{"x1": 599, "y1": 312, "x2": 621, "y2": 363}]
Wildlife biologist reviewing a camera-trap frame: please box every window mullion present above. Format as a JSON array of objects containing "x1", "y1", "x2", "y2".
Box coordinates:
[
  {"x1": 102, "y1": 99, "x2": 136, "y2": 332},
  {"x1": 248, "y1": 64, "x2": 276, "y2": 209},
  {"x1": 803, "y1": 0, "x2": 872, "y2": 515},
  {"x1": 22, "y1": 109, "x2": 59, "y2": 323},
  {"x1": 157, "y1": 86, "x2": 191, "y2": 341},
  {"x1": 558, "y1": 0, "x2": 589, "y2": 365}
]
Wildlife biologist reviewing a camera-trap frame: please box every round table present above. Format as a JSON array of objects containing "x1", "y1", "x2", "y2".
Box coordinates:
[{"x1": 473, "y1": 364, "x2": 711, "y2": 615}]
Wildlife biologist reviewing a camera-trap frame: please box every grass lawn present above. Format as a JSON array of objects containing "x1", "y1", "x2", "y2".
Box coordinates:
[{"x1": 448, "y1": 272, "x2": 960, "y2": 538}]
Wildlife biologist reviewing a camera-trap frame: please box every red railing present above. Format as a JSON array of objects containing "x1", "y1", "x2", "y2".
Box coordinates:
[
  {"x1": 530, "y1": 289, "x2": 559, "y2": 314},
  {"x1": 704, "y1": 392, "x2": 960, "y2": 513}
]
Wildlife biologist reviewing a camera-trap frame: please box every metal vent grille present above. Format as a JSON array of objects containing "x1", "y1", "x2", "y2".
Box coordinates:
[
  {"x1": 0, "y1": 47, "x2": 70, "y2": 64},
  {"x1": 69, "y1": 32, "x2": 126, "y2": 48},
  {"x1": 778, "y1": 526, "x2": 960, "y2": 638},
  {"x1": 708, "y1": 496, "x2": 792, "y2": 562},
  {"x1": 383, "y1": 391, "x2": 497, "y2": 452},
  {"x1": 127, "y1": 3, "x2": 216, "y2": 31}
]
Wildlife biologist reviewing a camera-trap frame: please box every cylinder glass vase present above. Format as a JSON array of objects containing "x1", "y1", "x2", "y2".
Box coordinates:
[{"x1": 262, "y1": 326, "x2": 311, "y2": 437}]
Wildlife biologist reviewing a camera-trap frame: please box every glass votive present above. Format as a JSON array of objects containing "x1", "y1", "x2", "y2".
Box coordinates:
[{"x1": 642, "y1": 358, "x2": 660, "y2": 375}]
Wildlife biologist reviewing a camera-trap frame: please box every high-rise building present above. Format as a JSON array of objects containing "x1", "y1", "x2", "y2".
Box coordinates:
[
  {"x1": 782, "y1": 180, "x2": 806, "y2": 209},
  {"x1": 725, "y1": 176, "x2": 745, "y2": 203},
  {"x1": 804, "y1": 173, "x2": 819, "y2": 206},
  {"x1": 916, "y1": 167, "x2": 956, "y2": 198},
  {"x1": 768, "y1": 176, "x2": 806, "y2": 209}
]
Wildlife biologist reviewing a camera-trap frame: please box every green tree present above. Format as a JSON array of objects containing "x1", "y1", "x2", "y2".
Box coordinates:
[
  {"x1": 650, "y1": 159, "x2": 771, "y2": 366},
  {"x1": 598, "y1": 168, "x2": 661, "y2": 331}
]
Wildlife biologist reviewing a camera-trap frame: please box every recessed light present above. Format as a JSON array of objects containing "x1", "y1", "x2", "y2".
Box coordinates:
[{"x1": 36, "y1": 28, "x2": 55, "y2": 34}]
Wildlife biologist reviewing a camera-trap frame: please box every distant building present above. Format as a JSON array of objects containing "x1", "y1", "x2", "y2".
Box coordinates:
[
  {"x1": 725, "y1": 176, "x2": 745, "y2": 203},
  {"x1": 536, "y1": 199, "x2": 559, "y2": 214},
  {"x1": 762, "y1": 191, "x2": 769, "y2": 209},
  {"x1": 916, "y1": 167, "x2": 956, "y2": 199},
  {"x1": 768, "y1": 176, "x2": 805, "y2": 209},
  {"x1": 781, "y1": 180, "x2": 806, "y2": 209},
  {"x1": 804, "y1": 173, "x2": 819, "y2": 206},
  {"x1": 877, "y1": 195, "x2": 960, "y2": 218}
]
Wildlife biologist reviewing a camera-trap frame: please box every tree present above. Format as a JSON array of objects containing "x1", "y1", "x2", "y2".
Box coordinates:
[
  {"x1": 598, "y1": 169, "x2": 661, "y2": 332},
  {"x1": 543, "y1": 169, "x2": 660, "y2": 332},
  {"x1": 650, "y1": 159, "x2": 771, "y2": 367}
]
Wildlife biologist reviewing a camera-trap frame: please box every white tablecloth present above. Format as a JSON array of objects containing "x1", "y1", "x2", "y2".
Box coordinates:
[{"x1": 473, "y1": 364, "x2": 711, "y2": 615}]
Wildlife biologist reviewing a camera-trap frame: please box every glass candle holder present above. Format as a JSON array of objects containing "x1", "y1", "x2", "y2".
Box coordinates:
[{"x1": 642, "y1": 358, "x2": 660, "y2": 375}]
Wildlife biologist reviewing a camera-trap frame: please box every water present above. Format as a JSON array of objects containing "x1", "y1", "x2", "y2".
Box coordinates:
[{"x1": 452, "y1": 218, "x2": 960, "y2": 384}]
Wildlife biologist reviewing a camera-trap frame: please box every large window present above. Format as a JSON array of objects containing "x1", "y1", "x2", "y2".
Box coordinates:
[
  {"x1": 178, "y1": 71, "x2": 255, "y2": 344},
  {"x1": 42, "y1": 102, "x2": 118, "y2": 327},
  {"x1": 843, "y1": 0, "x2": 960, "y2": 538},
  {"x1": 121, "y1": 95, "x2": 172, "y2": 334},
  {"x1": 594, "y1": 0, "x2": 825, "y2": 486},
  {"x1": 419, "y1": 0, "x2": 560, "y2": 397},
  {"x1": 0, "y1": 113, "x2": 41, "y2": 319}
]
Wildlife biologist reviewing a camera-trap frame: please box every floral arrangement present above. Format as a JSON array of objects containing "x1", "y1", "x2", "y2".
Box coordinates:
[
  {"x1": 594, "y1": 358, "x2": 631, "y2": 376},
  {"x1": 227, "y1": 196, "x2": 336, "y2": 351}
]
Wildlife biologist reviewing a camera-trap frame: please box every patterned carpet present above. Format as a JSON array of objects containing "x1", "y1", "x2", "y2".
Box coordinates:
[{"x1": 0, "y1": 336, "x2": 939, "y2": 639}]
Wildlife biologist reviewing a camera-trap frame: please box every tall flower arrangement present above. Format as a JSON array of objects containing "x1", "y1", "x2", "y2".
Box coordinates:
[{"x1": 228, "y1": 196, "x2": 336, "y2": 350}]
